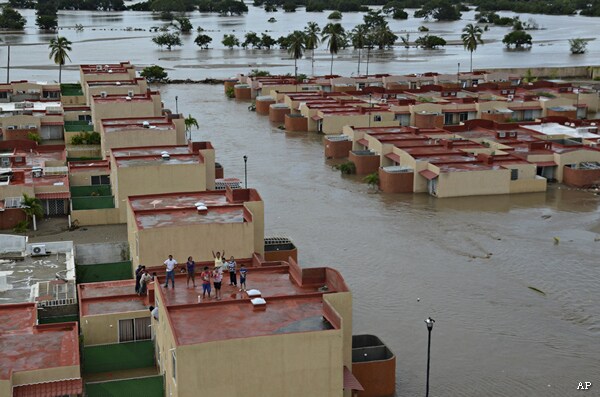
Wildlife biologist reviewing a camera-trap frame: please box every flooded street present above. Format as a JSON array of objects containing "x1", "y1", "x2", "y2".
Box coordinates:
[
  {"x1": 159, "y1": 84, "x2": 600, "y2": 396},
  {"x1": 2, "y1": 5, "x2": 600, "y2": 395}
]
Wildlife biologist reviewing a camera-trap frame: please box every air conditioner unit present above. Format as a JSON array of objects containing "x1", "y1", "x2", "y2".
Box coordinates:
[
  {"x1": 100, "y1": 91, "x2": 107, "y2": 98},
  {"x1": 96, "y1": 65, "x2": 102, "y2": 71},
  {"x1": 31, "y1": 244, "x2": 47, "y2": 256},
  {"x1": 128, "y1": 90, "x2": 134, "y2": 97},
  {"x1": 32, "y1": 166, "x2": 43, "y2": 178}
]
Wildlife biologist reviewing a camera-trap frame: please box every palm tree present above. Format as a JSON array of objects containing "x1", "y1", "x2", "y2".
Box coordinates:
[
  {"x1": 48, "y1": 36, "x2": 72, "y2": 84},
  {"x1": 287, "y1": 31, "x2": 306, "y2": 80},
  {"x1": 322, "y1": 23, "x2": 346, "y2": 76},
  {"x1": 461, "y1": 23, "x2": 483, "y2": 72},
  {"x1": 304, "y1": 22, "x2": 320, "y2": 76},
  {"x1": 184, "y1": 114, "x2": 199, "y2": 140},
  {"x1": 351, "y1": 24, "x2": 368, "y2": 75},
  {"x1": 21, "y1": 193, "x2": 43, "y2": 231}
]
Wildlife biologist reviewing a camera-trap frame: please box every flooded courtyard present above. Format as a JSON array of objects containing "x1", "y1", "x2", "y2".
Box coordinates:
[{"x1": 1, "y1": 5, "x2": 600, "y2": 396}]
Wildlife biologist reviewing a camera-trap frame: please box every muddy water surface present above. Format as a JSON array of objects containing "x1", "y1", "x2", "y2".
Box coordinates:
[{"x1": 157, "y1": 84, "x2": 600, "y2": 397}]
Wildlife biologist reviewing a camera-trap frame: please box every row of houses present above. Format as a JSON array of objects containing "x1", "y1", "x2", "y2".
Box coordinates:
[
  {"x1": 0, "y1": 63, "x2": 390, "y2": 397},
  {"x1": 227, "y1": 71, "x2": 600, "y2": 198}
]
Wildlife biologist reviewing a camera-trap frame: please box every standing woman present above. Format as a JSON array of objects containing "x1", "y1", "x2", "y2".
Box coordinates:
[
  {"x1": 213, "y1": 265, "x2": 223, "y2": 300},
  {"x1": 212, "y1": 250, "x2": 225, "y2": 269},
  {"x1": 186, "y1": 256, "x2": 196, "y2": 288},
  {"x1": 227, "y1": 256, "x2": 237, "y2": 287}
]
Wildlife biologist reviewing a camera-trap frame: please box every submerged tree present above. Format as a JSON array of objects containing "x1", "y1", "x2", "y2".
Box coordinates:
[
  {"x1": 569, "y1": 38, "x2": 589, "y2": 54},
  {"x1": 351, "y1": 24, "x2": 368, "y2": 75},
  {"x1": 304, "y1": 22, "x2": 321, "y2": 76},
  {"x1": 287, "y1": 30, "x2": 306, "y2": 79},
  {"x1": 322, "y1": 22, "x2": 346, "y2": 75},
  {"x1": 152, "y1": 32, "x2": 182, "y2": 50},
  {"x1": 461, "y1": 23, "x2": 483, "y2": 72},
  {"x1": 48, "y1": 36, "x2": 72, "y2": 84}
]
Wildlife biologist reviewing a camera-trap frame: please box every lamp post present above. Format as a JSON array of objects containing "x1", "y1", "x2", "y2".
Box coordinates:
[
  {"x1": 457, "y1": 62, "x2": 460, "y2": 85},
  {"x1": 368, "y1": 93, "x2": 372, "y2": 128},
  {"x1": 425, "y1": 317, "x2": 435, "y2": 397},
  {"x1": 175, "y1": 96, "x2": 179, "y2": 114},
  {"x1": 243, "y1": 155, "x2": 248, "y2": 188}
]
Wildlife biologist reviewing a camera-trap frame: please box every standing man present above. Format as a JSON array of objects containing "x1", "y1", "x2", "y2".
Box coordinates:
[
  {"x1": 164, "y1": 255, "x2": 177, "y2": 288},
  {"x1": 227, "y1": 256, "x2": 237, "y2": 287}
]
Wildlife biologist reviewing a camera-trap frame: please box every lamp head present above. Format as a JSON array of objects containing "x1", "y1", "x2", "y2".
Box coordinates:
[
  {"x1": 243, "y1": 155, "x2": 248, "y2": 162},
  {"x1": 425, "y1": 316, "x2": 435, "y2": 331}
]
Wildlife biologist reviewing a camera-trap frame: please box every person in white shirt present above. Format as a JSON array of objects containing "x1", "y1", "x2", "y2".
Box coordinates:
[
  {"x1": 149, "y1": 306, "x2": 159, "y2": 321},
  {"x1": 164, "y1": 255, "x2": 178, "y2": 288},
  {"x1": 139, "y1": 270, "x2": 152, "y2": 295}
]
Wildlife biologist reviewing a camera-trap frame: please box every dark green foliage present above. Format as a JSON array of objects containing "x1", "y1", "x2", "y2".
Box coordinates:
[
  {"x1": 502, "y1": 30, "x2": 532, "y2": 48},
  {"x1": 195, "y1": 33, "x2": 212, "y2": 49},
  {"x1": 415, "y1": 34, "x2": 446, "y2": 49},
  {"x1": 140, "y1": 65, "x2": 169, "y2": 82},
  {"x1": 70, "y1": 131, "x2": 101, "y2": 145},
  {"x1": 36, "y1": 0, "x2": 57, "y2": 30},
  {"x1": 414, "y1": 0, "x2": 461, "y2": 21},
  {"x1": 222, "y1": 34, "x2": 240, "y2": 48},
  {"x1": 152, "y1": 32, "x2": 182, "y2": 50},
  {"x1": 0, "y1": 6, "x2": 26, "y2": 30}
]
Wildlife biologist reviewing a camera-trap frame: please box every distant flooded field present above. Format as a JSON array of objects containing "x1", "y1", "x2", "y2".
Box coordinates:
[{"x1": 3, "y1": 7, "x2": 600, "y2": 82}]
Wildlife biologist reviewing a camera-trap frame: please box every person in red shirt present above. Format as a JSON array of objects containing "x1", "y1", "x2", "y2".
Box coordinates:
[{"x1": 200, "y1": 266, "x2": 212, "y2": 299}]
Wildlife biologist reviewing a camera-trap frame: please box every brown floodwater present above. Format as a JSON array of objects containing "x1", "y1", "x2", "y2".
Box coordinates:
[{"x1": 158, "y1": 83, "x2": 600, "y2": 396}]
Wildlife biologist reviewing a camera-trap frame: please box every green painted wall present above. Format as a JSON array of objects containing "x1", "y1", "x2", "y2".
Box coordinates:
[
  {"x1": 76, "y1": 261, "x2": 132, "y2": 284},
  {"x1": 86, "y1": 376, "x2": 163, "y2": 397},
  {"x1": 83, "y1": 341, "x2": 155, "y2": 374}
]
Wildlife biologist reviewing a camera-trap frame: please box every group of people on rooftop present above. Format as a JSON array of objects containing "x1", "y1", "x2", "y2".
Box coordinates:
[{"x1": 162, "y1": 251, "x2": 247, "y2": 301}]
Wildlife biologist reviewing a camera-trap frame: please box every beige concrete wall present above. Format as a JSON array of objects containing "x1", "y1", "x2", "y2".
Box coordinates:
[
  {"x1": 71, "y1": 208, "x2": 121, "y2": 226},
  {"x1": 436, "y1": 169, "x2": 510, "y2": 198},
  {"x1": 81, "y1": 310, "x2": 150, "y2": 346},
  {"x1": 244, "y1": 200, "x2": 264, "y2": 256},
  {"x1": 11, "y1": 365, "x2": 80, "y2": 387},
  {"x1": 61, "y1": 94, "x2": 86, "y2": 106},
  {"x1": 0, "y1": 379, "x2": 10, "y2": 397},
  {"x1": 87, "y1": 85, "x2": 146, "y2": 106},
  {"x1": 555, "y1": 150, "x2": 600, "y2": 182},
  {"x1": 0, "y1": 115, "x2": 41, "y2": 129},
  {"x1": 100, "y1": 128, "x2": 181, "y2": 158},
  {"x1": 322, "y1": 113, "x2": 397, "y2": 135},
  {"x1": 324, "y1": 292, "x2": 352, "y2": 370},
  {"x1": 134, "y1": 222, "x2": 255, "y2": 267},
  {"x1": 175, "y1": 330, "x2": 344, "y2": 397},
  {"x1": 63, "y1": 109, "x2": 92, "y2": 122},
  {"x1": 483, "y1": 66, "x2": 596, "y2": 79},
  {"x1": 114, "y1": 163, "x2": 207, "y2": 221},
  {"x1": 66, "y1": 145, "x2": 102, "y2": 159},
  {"x1": 91, "y1": 100, "x2": 160, "y2": 132},
  {"x1": 0, "y1": 185, "x2": 34, "y2": 200},
  {"x1": 69, "y1": 170, "x2": 108, "y2": 186},
  {"x1": 153, "y1": 290, "x2": 178, "y2": 394},
  {"x1": 199, "y1": 148, "x2": 216, "y2": 190},
  {"x1": 509, "y1": 176, "x2": 547, "y2": 193}
]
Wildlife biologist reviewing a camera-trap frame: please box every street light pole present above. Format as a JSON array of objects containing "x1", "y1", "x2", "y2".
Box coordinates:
[
  {"x1": 457, "y1": 63, "x2": 460, "y2": 85},
  {"x1": 175, "y1": 96, "x2": 179, "y2": 114},
  {"x1": 243, "y1": 155, "x2": 248, "y2": 188},
  {"x1": 368, "y1": 93, "x2": 372, "y2": 128},
  {"x1": 425, "y1": 317, "x2": 435, "y2": 397}
]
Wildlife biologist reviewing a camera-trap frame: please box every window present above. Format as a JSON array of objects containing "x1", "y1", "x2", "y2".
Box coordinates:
[
  {"x1": 91, "y1": 175, "x2": 110, "y2": 185},
  {"x1": 171, "y1": 350, "x2": 177, "y2": 382},
  {"x1": 444, "y1": 113, "x2": 454, "y2": 125},
  {"x1": 510, "y1": 169, "x2": 519, "y2": 180},
  {"x1": 43, "y1": 91, "x2": 59, "y2": 99},
  {"x1": 118, "y1": 317, "x2": 151, "y2": 342},
  {"x1": 459, "y1": 112, "x2": 468, "y2": 122},
  {"x1": 0, "y1": 92, "x2": 7, "y2": 99},
  {"x1": 78, "y1": 115, "x2": 92, "y2": 122},
  {"x1": 373, "y1": 115, "x2": 382, "y2": 122}
]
